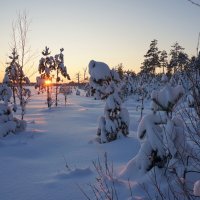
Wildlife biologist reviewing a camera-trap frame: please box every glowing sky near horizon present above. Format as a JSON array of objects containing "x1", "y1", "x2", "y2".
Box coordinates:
[{"x1": 0, "y1": 0, "x2": 200, "y2": 81}]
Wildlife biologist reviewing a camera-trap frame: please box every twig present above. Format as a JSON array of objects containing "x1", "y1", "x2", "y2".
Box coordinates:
[
  {"x1": 187, "y1": 0, "x2": 200, "y2": 7},
  {"x1": 77, "y1": 184, "x2": 91, "y2": 200}
]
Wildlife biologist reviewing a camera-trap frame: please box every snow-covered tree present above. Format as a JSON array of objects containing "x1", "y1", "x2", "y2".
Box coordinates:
[
  {"x1": 5, "y1": 48, "x2": 31, "y2": 119},
  {"x1": 36, "y1": 46, "x2": 55, "y2": 108},
  {"x1": 120, "y1": 70, "x2": 136, "y2": 99},
  {"x1": 185, "y1": 54, "x2": 200, "y2": 124},
  {"x1": 54, "y1": 48, "x2": 70, "y2": 106},
  {"x1": 36, "y1": 47, "x2": 70, "y2": 108},
  {"x1": 121, "y1": 74, "x2": 186, "y2": 177},
  {"x1": 151, "y1": 76, "x2": 186, "y2": 168},
  {"x1": 89, "y1": 60, "x2": 129, "y2": 143}
]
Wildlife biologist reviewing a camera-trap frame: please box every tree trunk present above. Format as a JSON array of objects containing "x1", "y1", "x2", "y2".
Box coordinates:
[{"x1": 55, "y1": 69, "x2": 59, "y2": 107}]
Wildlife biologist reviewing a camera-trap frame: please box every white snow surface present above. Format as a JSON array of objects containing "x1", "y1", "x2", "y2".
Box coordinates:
[
  {"x1": 0, "y1": 87, "x2": 199, "y2": 200},
  {"x1": 0, "y1": 87, "x2": 142, "y2": 200},
  {"x1": 194, "y1": 180, "x2": 200, "y2": 196},
  {"x1": 151, "y1": 83, "x2": 184, "y2": 111}
]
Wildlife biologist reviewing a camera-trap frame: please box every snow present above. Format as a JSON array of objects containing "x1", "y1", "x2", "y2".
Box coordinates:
[
  {"x1": 194, "y1": 180, "x2": 200, "y2": 196},
  {"x1": 0, "y1": 84, "x2": 12, "y2": 103},
  {"x1": 163, "y1": 117, "x2": 186, "y2": 159},
  {"x1": 161, "y1": 74, "x2": 168, "y2": 83},
  {"x1": 0, "y1": 87, "x2": 141, "y2": 200},
  {"x1": 0, "y1": 86, "x2": 199, "y2": 200},
  {"x1": 88, "y1": 60, "x2": 111, "y2": 81},
  {"x1": 151, "y1": 83, "x2": 184, "y2": 112}
]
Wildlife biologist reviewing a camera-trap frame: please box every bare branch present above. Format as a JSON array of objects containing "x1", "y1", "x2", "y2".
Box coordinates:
[{"x1": 187, "y1": 0, "x2": 200, "y2": 7}]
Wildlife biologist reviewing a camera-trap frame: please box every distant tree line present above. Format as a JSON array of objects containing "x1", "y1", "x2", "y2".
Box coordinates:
[{"x1": 139, "y1": 39, "x2": 200, "y2": 77}]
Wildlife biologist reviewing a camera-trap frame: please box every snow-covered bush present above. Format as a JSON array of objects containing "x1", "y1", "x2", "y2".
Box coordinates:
[
  {"x1": 0, "y1": 75, "x2": 26, "y2": 137},
  {"x1": 120, "y1": 72, "x2": 135, "y2": 99},
  {"x1": 84, "y1": 82, "x2": 92, "y2": 97},
  {"x1": 151, "y1": 77, "x2": 184, "y2": 114},
  {"x1": 89, "y1": 60, "x2": 129, "y2": 143},
  {"x1": 59, "y1": 84, "x2": 72, "y2": 106},
  {"x1": 76, "y1": 89, "x2": 80, "y2": 96}
]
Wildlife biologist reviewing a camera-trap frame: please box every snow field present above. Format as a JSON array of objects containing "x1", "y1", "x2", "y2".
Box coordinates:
[{"x1": 0, "y1": 87, "x2": 143, "y2": 200}]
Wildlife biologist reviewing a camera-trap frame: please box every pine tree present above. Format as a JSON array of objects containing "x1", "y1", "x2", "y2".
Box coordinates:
[
  {"x1": 178, "y1": 51, "x2": 189, "y2": 72},
  {"x1": 5, "y1": 48, "x2": 31, "y2": 119},
  {"x1": 54, "y1": 48, "x2": 70, "y2": 106},
  {"x1": 116, "y1": 63, "x2": 124, "y2": 79},
  {"x1": 36, "y1": 47, "x2": 55, "y2": 108},
  {"x1": 169, "y1": 42, "x2": 188, "y2": 73},
  {"x1": 141, "y1": 39, "x2": 161, "y2": 75},
  {"x1": 160, "y1": 50, "x2": 168, "y2": 73},
  {"x1": 36, "y1": 47, "x2": 70, "y2": 108}
]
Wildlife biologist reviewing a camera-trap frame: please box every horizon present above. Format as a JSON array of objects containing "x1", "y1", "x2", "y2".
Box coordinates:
[{"x1": 0, "y1": 0, "x2": 200, "y2": 82}]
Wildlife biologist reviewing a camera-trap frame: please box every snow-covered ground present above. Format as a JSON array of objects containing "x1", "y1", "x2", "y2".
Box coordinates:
[{"x1": 0, "y1": 87, "x2": 149, "y2": 200}]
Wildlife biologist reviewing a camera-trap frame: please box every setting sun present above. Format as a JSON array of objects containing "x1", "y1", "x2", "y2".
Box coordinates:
[{"x1": 45, "y1": 79, "x2": 51, "y2": 85}]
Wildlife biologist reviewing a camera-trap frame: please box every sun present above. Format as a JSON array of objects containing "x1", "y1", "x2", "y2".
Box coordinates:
[{"x1": 45, "y1": 79, "x2": 51, "y2": 85}]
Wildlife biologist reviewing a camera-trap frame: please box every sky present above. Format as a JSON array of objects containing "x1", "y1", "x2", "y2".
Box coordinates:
[{"x1": 0, "y1": 0, "x2": 200, "y2": 82}]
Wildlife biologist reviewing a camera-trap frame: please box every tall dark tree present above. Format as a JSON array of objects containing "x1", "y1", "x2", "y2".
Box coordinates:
[
  {"x1": 141, "y1": 39, "x2": 161, "y2": 74},
  {"x1": 116, "y1": 63, "x2": 124, "y2": 79},
  {"x1": 160, "y1": 50, "x2": 168, "y2": 73},
  {"x1": 178, "y1": 51, "x2": 189, "y2": 72},
  {"x1": 168, "y1": 42, "x2": 188, "y2": 73},
  {"x1": 141, "y1": 59, "x2": 150, "y2": 74},
  {"x1": 195, "y1": 52, "x2": 200, "y2": 74}
]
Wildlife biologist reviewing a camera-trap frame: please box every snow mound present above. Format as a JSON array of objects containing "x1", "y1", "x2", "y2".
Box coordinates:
[
  {"x1": 56, "y1": 167, "x2": 93, "y2": 179},
  {"x1": 151, "y1": 83, "x2": 184, "y2": 112},
  {"x1": 193, "y1": 180, "x2": 200, "y2": 196},
  {"x1": 89, "y1": 60, "x2": 111, "y2": 81}
]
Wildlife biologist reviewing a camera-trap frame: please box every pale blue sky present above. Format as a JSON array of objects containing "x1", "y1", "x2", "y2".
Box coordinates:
[{"x1": 0, "y1": 0, "x2": 200, "y2": 80}]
